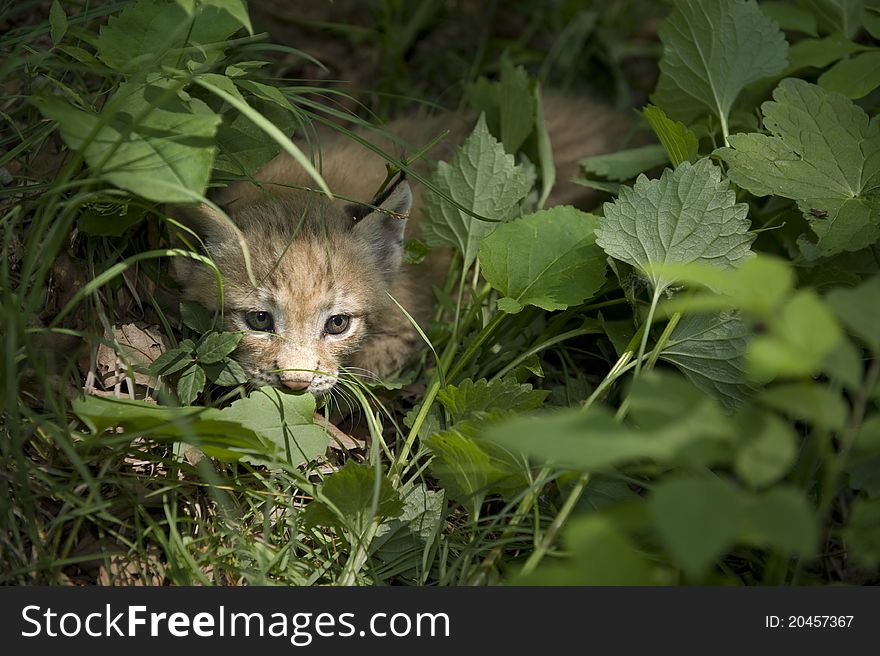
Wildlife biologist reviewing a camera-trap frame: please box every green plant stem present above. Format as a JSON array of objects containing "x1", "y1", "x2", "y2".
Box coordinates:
[
  {"x1": 493, "y1": 325, "x2": 601, "y2": 381},
  {"x1": 634, "y1": 285, "x2": 663, "y2": 377},
  {"x1": 519, "y1": 473, "x2": 590, "y2": 577}
]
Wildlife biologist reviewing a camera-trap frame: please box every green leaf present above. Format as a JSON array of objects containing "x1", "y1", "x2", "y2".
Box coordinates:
[
  {"x1": 72, "y1": 395, "x2": 272, "y2": 462},
  {"x1": 642, "y1": 105, "x2": 699, "y2": 167},
  {"x1": 49, "y1": 0, "x2": 68, "y2": 45},
  {"x1": 403, "y1": 239, "x2": 430, "y2": 264},
  {"x1": 748, "y1": 290, "x2": 842, "y2": 380},
  {"x1": 478, "y1": 207, "x2": 607, "y2": 314},
  {"x1": 177, "y1": 363, "x2": 206, "y2": 405},
  {"x1": 842, "y1": 498, "x2": 880, "y2": 568},
  {"x1": 32, "y1": 80, "x2": 222, "y2": 203},
  {"x1": 422, "y1": 115, "x2": 532, "y2": 268},
  {"x1": 819, "y1": 51, "x2": 880, "y2": 99},
  {"x1": 484, "y1": 372, "x2": 736, "y2": 472},
  {"x1": 863, "y1": 5, "x2": 880, "y2": 38},
  {"x1": 217, "y1": 386, "x2": 326, "y2": 468},
  {"x1": 144, "y1": 346, "x2": 194, "y2": 376},
  {"x1": 372, "y1": 484, "x2": 445, "y2": 560},
  {"x1": 516, "y1": 515, "x2": 657, "y2": 586},
  {"x1": 660, "y1": 313, "x2": 755, "y2": 409},
  {"x1": 180, "y1": 300, "x2": 215, "y2": 334},
  {"x1": 580, "y1": 144, "x2": 668, "y2": 181},
  {"x1": 425, "y1": 429, "x2": 528, "y2": 516},
  {"x1": 437, "y1": 378, "x2": 548, "y2": 425},
  {"x1": 499, "y1": 59, "x2": 537, "y2": 154},
  {"x1": 826, "y1": 275, "x2": 880, "y2": 355},
  {"x1": 651, "y1": 0, "x2": 788, "y2": 132},
  {"x1": 650, "y1": 477, "x2": 816, "y2": 579},
  {"x1": 195, "y1": 331, "x2": 242, "y2": 364},
  {"x1": 596, "y1": 159, "x2": 754, "y2": 294},
  {"x1": 303, "y1": 461, "x2": 403, "y2": 534},
  {"x1": 77, "y1": 202, "x2": 144, "y2": 237},
  {"x1": 97, "y1": 0, "x2": 245, "y2": 72},
  {"x1": 758, "y1": 382, "x2": 849, "y2": 430},
  {"x1": 786, "y1": 32, "x2": 867, "y2": 72},
  {"x1": 799, "y1": 0, "x2": 866, "y2": 38},
  {"x1": 173, "y1": 0, "x2": 253, "y2": 34},
  {"x1": 716, "y1": 78, "x2": 880, "y2": 258},
  {"x1": 202, "y1": 357, "x2": 248, "y2": 386},
  {"x1": 733, "y1": 406, "x2": 798, "y2": 488},
  {"x1": 761, "y1": 1, "x2": 818, "y2": 35}
]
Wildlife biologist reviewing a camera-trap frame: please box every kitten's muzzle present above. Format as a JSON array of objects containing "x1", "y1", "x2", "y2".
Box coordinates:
[{"x1": 281, "y1": 376, "x2": 312, "y2": 391}]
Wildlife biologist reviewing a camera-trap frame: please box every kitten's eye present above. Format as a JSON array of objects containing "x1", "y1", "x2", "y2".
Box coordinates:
[
  {"x1": 245, "y1": 310, "x2": 274, "y2": 332},
  {"x1": 324, "y1": 314, "x2": 351, "y2": 335}
]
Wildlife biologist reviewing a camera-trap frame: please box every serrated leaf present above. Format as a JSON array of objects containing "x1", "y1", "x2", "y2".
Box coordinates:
[
  {"x1": 716, "y1": 78, "x2": 880, "y2": 258},
  {"x1": 660, "y1": 313, "x2": 755, "y2": 409},
  {"x1": 303, "y1": 461, "x2": 403, "y2": 534},
  {"x1": 733, "y1": 406, "x2": 798, "y2": 488},
  {"x1": 580, "y1": 144, "x2": 669, "y2": 181},
  {"x1": 217, "y1": 386, "x2": 326, "y2": 468},
  {"x1": 421, "y1": 115, "x2": 531, "y2": 268},
  {"x1": 800, "y1": 0, "x2": 866, "y2": 38},
  {"x1": 437, "y1": 378, "x2": 548, "y2": 425},
  {"x1": 196, "y1": 331, "x2": 242, "y2": 364},
  {"x1": 642, "y1": 106, "x2": 698, "y2": 167},
  {"x1": 372, "y1": 484, "x2": 445, "y2": 561},
  {"x1": 478, "y1": 206, "x2": 607, "y2": 314},
  {"x1": 49, "y1": 0, "x2": 67, "y2": 45},
  {"x1": 97, "y1": 0, "x2": 245, "y2": 72},
  {"x1": 77, "y1": 202, "x2": 144, "y2": 236},
  {"x1": 595, "y1": 158, "x2": 755, "y2": 294},
  {"x1": 32, "y1": 79, "x2": 221, "y2": 203},
  {"x1": 180, "y1": 300, "x2": 215, "y2": 334},
  {"x1": 173, "y1": 0, "x2": 252, "y2": 34},
  {"x1": 826, "y1": 274, "x2": 880, "y2": 354},
  {"x1": 761, "y1": 2, "x2": 818, "y2": 35},
  {"x1": 786, "y1": 32, "x2": 867, "y2": 72},
  {"x1": 177, "y1": 363, "x2": 206, "y2": 405},
  {"x1": 651, "y1": 0, "x2": 788, "y2": 131},
  {"x1": 202, "y1": 357, "x2": 248, "y2": 386},
  {"x1": 818, "y1": 51, "x2": 880, "y2": 99},
  {"x1": 144, "y1": 346, "x2": 194, "y2": 376}
]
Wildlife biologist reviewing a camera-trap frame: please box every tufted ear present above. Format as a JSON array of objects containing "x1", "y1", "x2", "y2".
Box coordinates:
[{"x1": 350, "y1": 175, "x2": 413, "y2": 282}]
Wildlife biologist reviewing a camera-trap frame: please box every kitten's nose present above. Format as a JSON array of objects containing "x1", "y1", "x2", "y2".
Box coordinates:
[{"x1": 282, "y1": 378, "x2": 311, "y2": 391}]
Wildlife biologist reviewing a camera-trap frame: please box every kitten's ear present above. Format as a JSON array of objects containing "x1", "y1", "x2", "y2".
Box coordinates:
[
  {"x1": 167, "y1": 202, "x2": 238, "y2": 281},
  {"x1": 350, "y1": 177, "x2": 413, "y2": 281}
]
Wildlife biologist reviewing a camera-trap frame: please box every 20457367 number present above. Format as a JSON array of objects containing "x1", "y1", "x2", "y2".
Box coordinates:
[{"x1": 764, "y1": 615, "x2": 854, "y2": 628}]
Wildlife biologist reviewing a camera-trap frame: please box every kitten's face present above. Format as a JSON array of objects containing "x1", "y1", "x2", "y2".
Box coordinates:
[{"x1": 175, "y1": 181, "x2": 411, "y2": 394}]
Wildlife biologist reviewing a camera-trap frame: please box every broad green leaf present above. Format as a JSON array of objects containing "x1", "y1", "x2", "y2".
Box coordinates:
[
  {"x1": 217, "y1": 386, "x2": 326, "y2": 468},
  {"x1": 516, "y1": 515, "x2": 657, "y2": 586},
  {"x1": 580, "y1": 144, "x2": 668, "y2": 181},
  {"x1": 651, "y1": 0, "x2": 788, "y2": 133},
  {"x1": 650, "y1": 477, "x2": 816, "y2": 579},
  {"x1": 77, "y1": 202, "x2": 144, "y2": 237},
  {"x1": 823, "y1": 338, "x2": 864, "y2": 392},
  {"x1": 842, "y1": 498, "x2": 880, "y2": 568},
  {"x1": 195, "y1": 331, "x2": 242, "y2": 364},
  {"x1": 437, "y1": 378, "x2": 547, "y2": 425},
  {"x1": 422, "y1": 115, "x2": 531, "y2": 268},
  {"x1": 826, "y1": 275, "x2": 880, "y2": 355},
  {"x1": 465, "y1": 60, "x2": 537, "y2": 155},
  {"x1": 716, "y1": 79, "x2": 880, "y2": 258},
  {"x1": 660, "y1": 313, "x2": 755, "y2": 409},
  {"x1": 761, "y1": 1, "x2": 818, "y2": 35},
  {"x1": 864, "y1": 5, "x2": 880, "y2": 38},
  {"x1": 479, "y1": 207, "x2": 607, "y2": 314},
  {"x1": 72, "y1": 395, "x2": 270, "y2": 461},
  {"x1": 758, "y1": 382, "x2": 849, "y2": 430},
  {"x1": 97, "y1": 0, "x2": 244, "y2": 72},
  {"x1": 733, "y1": 406, "x2": 798, "y2": 488},
  {"x1": 642, "y1": 105, "x2": 699, "y2": 167},
  {"x1": 180, "y1": 300, "x2": 215, "y2": 334},
  {"x1": 426, "y1": 429, "x2": 528, "y2": 516},
  {"x1": 484, "y1": 373, "x2": 736, "y2": 472},
  {"x1": 144, "y1": 346, "x2": 194, "y2": 376},
  {"x1": 596, "y1": 158, "x2": 754, "y2": 294},
  {"x1": 303, "y1": 461, "x2": 403, "y2": 534},
  {"x1": 172, "y1": 0, "x2": 252, "y2": 34},
  {"x1": 748, "y1": 290, "x2": 842, "y2": 380},
  {"x1": 372, "y1": 484, "x2": 445, "y2": 560},
  {"x1": 202, "y1": 358, "x2": 248, "y2": 386},
  {"x1": 785, "y1": 33, "x2": 867, "y2": 72},
  {"x1": 49, "y1": 0, "x2": 68, "y2": 45},
  {"x1": 177, "y1": 363, "x2": 206, "y2": 405},
  {"x1": 799, "y1": 0, "x2": 866, "y2": 38},
  {"x1": 32, "y1": 80, "x2": 221, "y2": 203},
  {"x1": 819, "y1": 51, "x2": 880, "y2": 99}
]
